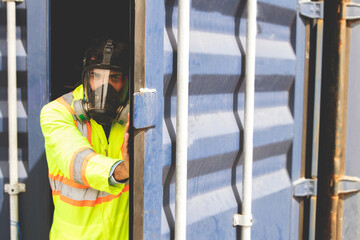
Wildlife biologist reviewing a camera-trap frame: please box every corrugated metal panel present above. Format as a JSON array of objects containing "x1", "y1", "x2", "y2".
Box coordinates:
[
  {"x1": 140, "y1": 0, "x2": 301, "y2": 239},
  {"x1": 0, "y1": 1, "x2": 51, "y2": 239},
  {"x1": 343, "y1": 18, "x2": 360, "y2": 240}
]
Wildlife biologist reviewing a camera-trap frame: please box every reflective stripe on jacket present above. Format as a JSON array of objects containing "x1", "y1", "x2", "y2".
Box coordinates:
[{"x1": 40, "y1": 85, "x2": 128, "y2": 240}]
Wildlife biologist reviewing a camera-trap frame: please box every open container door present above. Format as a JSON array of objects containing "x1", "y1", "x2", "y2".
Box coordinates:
[{"x1": 131, "y1": 0, "x2": 323, "y2": 239}]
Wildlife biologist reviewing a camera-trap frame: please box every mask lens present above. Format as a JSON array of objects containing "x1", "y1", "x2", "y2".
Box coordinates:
[{"x1": 83, "y1": 67, "x2": 126, "y2": 124}]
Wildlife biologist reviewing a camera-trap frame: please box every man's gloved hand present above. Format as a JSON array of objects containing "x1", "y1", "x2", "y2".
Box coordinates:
[{"x1": 113, "y1": 115, "x2": 130, "y2": 181}]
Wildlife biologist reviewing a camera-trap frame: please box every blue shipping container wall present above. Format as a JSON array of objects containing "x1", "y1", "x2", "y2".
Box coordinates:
[
  {"x1": 0, "y1": 1, "x2": 51, "y2": 239},
  {"x1": 139, "y1": 0, "x2": 304, "y2": 239},
  {"x1": 1, "y1": 0, "x2": 359, "y2": 239}
]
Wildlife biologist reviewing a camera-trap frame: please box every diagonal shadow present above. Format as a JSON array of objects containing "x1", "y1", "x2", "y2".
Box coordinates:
[
  {"x1": 163, "y1": 0, "x2": 178, "y2": 239},
  {"x1": 232, "y1": 0, "x2": 247, "y2": 239}
]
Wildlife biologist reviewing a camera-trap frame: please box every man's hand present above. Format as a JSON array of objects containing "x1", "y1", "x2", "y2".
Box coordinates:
[{"x1": 113, "y1": 115, "x2": 130, "y2": 181}]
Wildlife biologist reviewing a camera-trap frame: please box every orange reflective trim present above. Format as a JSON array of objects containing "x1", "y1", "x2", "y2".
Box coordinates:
[
  {"x1": 69, "y1": 146, "x2": 90, "y2": 181},
  {"x1": 56, "y1": 97, "x2": 75, "y2": 115},
  {"x1": 52, "y1": 185, "x2": 129, "y2": 207},
  {"x1": 86, "y1": 121, "x2": 92, "y2": 146},
  {"x1": 80, "y1": 152, "x2": 99, "y2": 187},
  {"x1": 49, "y1": 173, "x2": 89, "y2": 189}
]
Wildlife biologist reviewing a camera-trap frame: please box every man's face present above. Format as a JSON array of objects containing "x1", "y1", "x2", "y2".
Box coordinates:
[{"x1": 89, "y1": 68, "x2": 125, "y2": 92}]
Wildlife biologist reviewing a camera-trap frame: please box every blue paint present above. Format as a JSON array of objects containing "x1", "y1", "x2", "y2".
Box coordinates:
[
  {"x1": 0, "y1": 0, "x2": 52, "y2": 239},
  {"x1": 160, "y1": 0, "x2": 300, "y2": 239},
  {"x1": 142, "y1": 0, "x2": 165, "y2": 239},
  {"x1": 5, "y1": 0, "x2": 359, "y2": 239},
  {"x1": 134, "y1": 91, "x2": 158, "y2": 129}
]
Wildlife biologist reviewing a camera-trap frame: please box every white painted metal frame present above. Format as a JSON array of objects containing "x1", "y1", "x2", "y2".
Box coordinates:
[
  {"x1": 242, "y1": 0, "x2": 257, "y2": 239},
  {"x1": 175, "y1": 0, "x2": 190, "y2": 239}
]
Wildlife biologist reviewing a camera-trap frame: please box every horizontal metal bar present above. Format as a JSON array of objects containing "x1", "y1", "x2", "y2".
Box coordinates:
[
  {"x1": 293, "y1": 178, "x2": 317, "y2": 197},
  {"x1": 299, "y1": 1, "x2": 324, "y2": 19}
]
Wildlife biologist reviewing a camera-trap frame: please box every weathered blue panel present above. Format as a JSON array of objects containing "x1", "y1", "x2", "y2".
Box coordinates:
[
  {"x1": 142, "y1": 1, "x2": 165, "y2": 239},
  {"x1": 343, "y1": 20, "x2": 360, "y2": 240},
  {"x1": 140, "y1": 0, "x2": 302, "y2": 239},
  {"x1": 134, "y1": 90, "x2": 158, "y2": 129},
  {"x1": 0, "y1": 0, "x2": 51, "y2": 239}
]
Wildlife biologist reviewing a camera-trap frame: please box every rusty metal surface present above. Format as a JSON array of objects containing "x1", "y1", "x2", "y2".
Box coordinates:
[{"x1": 316, "y1": 1, "x2": 349, "y2": 239}]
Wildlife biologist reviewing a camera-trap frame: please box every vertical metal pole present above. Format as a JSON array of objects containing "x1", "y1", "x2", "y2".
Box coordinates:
[
  {"x1": 175, "y1": 0, "x2": 190, "y2": 239},
  {"x1": 309, "y1": 18, "x2": 323, "y2": 240},
  {"x1": 7, "y1": 1, "x2": 19, "y2": 239},
  {"x1": 242, "y1": 0, "x2": 257, "y2": 239}
]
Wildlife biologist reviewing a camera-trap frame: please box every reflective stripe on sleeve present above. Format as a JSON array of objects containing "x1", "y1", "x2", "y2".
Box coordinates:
[
  {"x1": 49, "y1": 175, "x2": 129, "y2": 207},
  {"x1": 72, "y1": 148, "x2": 98, "y2": 186},
  {"x1": 80, "y1": 151, "x2": 98, "y2": 186},
  {"x1": 69, "y1": 147, "x2": 90, "y2": 181}
]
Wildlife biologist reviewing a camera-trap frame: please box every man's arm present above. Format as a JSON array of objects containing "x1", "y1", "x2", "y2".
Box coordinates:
[{"x1": 41, "y1": 101, "x2": 124, "y2": 195}]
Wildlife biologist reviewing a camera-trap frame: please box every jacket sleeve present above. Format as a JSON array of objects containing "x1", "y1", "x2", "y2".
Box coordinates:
[{"x1": 40, "y1": 100, "x2": 124, "y2": 195}]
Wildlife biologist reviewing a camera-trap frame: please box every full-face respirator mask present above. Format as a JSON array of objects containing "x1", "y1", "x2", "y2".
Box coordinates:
[{"x1": 73, "y1": 39, "x2": 129, "y2": 125}]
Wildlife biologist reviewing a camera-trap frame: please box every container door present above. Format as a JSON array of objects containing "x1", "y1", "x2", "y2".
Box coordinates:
[
  {"x1": 132, "y1": 0, "x2": 315, "y2": 239},
  {"x1": 0, "y1": 0, "x2": 51, "y2": 239}
]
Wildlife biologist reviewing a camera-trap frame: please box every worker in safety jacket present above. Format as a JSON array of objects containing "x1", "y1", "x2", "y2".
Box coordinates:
[{"x1": 40, "y1": 38, "x2": 130, "y2": 240}]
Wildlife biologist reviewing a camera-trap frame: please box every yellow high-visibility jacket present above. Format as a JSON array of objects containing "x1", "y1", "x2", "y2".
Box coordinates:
[{"x1": 40, "y1": 85, "x2": 128, "y2": 240}]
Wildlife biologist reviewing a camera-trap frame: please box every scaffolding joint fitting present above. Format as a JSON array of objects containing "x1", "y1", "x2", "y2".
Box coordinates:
[
  {"x1": 233, "y1": 214, "x2": 253, "y2": 227},
  {"x1": 4, "y1": 183, "x2": 26, "y2": 195}
]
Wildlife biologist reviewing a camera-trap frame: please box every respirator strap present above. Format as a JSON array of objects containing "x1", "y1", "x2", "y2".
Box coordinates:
[{"x1": 102, "y1": 39, "x2": 114, "y2": 66}]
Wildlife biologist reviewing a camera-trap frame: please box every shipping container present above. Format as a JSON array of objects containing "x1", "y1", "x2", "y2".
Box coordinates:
[{"x1": 0, "y1": 0, "x2": 359, "y2": 239}]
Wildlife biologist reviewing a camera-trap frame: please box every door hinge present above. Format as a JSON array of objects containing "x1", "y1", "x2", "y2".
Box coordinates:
[
  {"x1": 299, "y1": 1, "x2": 324, "y2": 19},
  {"x1": 345, "y1": 3, "x2": 360, "y2": 20},
  {"x1": 293, "y1": 178, "x2": 317, "y2": 197},
  {"x1": 333, "y1": 176, "x2": 360, "y2": 195},
  {"x1": 133, "y1": 88, "x2": 157, "y2": 129}
]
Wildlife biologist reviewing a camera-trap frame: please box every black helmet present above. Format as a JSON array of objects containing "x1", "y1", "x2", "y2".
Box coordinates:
[
  {"x1": 82, "y1": 38, "x2": 129, "y2": 74},
  {"x1": 80, "y1": 38, "x2": 129, "y2": 125}
]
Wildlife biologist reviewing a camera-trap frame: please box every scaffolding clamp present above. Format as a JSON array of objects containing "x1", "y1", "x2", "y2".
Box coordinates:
[
  {"x1": 233, "y1": 214, "x2": 253, "y2": 227},
  {"x1": 4, "y1": 183, "x2": 26, "y2": 195}
]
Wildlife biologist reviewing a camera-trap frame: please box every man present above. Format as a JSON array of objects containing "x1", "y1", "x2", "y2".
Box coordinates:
[{"x1": 40, "y1": 38, "x2": 130, "y2": 239}]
